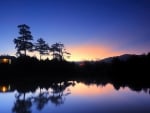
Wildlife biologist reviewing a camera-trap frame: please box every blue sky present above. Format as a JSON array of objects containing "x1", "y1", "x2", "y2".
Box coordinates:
[{"x1": 0, "y1": 0, "x2": 150, "y2": 61}]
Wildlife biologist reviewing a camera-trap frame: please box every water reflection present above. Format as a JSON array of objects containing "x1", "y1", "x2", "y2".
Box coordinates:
[
  {"x1": 0, "y1": 80, "x2": 150, "y2": 113},
  {"x1": 12, "y1": 93, "x2": 32, "y2": 113},
  {"x1": 49, "y1": 81, "x2": 72, "y2": 106},
  {"x1": 11, "y1": 81, "x2": 73, "y2": 113}
]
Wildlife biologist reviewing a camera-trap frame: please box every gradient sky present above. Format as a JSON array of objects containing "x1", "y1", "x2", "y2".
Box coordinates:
[{"x1": 0, "y1": 0, "x2": 150, "y2": 61}]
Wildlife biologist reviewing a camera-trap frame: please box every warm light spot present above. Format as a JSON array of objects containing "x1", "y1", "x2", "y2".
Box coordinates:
[
  {"x1": 1, "y1": 86, "x2": 7, "y2": 92},
  {"x1": 2, "y1": 58, "x2": 9, "y2": 63},
  {"x1": 67, "y1": 43, "x2": 123, "y2": 61}
]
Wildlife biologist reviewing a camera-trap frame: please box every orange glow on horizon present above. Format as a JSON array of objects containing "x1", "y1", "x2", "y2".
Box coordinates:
[
  {"x1": 67, "y1": 44, "x2": 123, "y2": 61},
  {"x1": 11, "y1": 43, "x2": 148, "y2": 61}
]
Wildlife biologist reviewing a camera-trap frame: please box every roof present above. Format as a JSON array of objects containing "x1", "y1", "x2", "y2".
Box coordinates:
[{"x1": 0, "y1": 55, "x2": 16, "y2": 59}]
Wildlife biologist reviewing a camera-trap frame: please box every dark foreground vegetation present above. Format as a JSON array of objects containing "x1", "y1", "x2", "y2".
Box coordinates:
[{"x1": 0, "y1": 52, "x2": 150, "y2": 90}]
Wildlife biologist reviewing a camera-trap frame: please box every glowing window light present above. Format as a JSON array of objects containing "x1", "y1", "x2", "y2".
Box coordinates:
[{"x1": 2, "y1": 58, "x2": 9, "y2": 63}]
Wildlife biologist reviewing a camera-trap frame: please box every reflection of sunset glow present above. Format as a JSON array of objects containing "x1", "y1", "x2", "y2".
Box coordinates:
[
  {"x1": 0, "y1": 86, "x2": 7, "y2": 92},
  {"x1": 70, "y1": 83, "x2": 114, "y2": 96},
  {"x1": 68, "y1": 44, "x2": 123, "y2": 61},
  {"x1": 0, "y1": 85, "x2": 11, "y2": 92},
  {"x1": 2, "y1": 86, "x2": 7, "y2": 92}
]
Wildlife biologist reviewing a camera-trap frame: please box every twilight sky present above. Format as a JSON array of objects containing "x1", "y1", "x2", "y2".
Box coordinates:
[{"x1": 0, "y1": 0, "x2": 150, "y2": 61}]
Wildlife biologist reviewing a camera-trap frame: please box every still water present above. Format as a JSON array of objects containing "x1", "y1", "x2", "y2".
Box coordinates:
[{"x1": 0, "y1": 81, "x2": 150, "y2": 113}]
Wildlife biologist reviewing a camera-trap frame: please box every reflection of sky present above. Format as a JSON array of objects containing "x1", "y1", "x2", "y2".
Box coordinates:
[
  {"x1": 35, "y1": 83, "x2": 150, "y2": 113},
  {"x1": 0, "y1": 92, "x2": 16, "y2": 113},
  {"x1": 0, "y1": 83, "x2": 150, "y2": 113},
  {"x1": 0, "y1": 0, "x2": 150, "y2": 61}
]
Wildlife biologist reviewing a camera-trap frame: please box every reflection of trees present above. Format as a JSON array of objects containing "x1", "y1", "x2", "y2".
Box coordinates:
[
  {"x1": 12, "y1": 93, "x2": 32, "y2": 113},
  {"x1": 34, "y1": 88, "x2": 49, "y2": 110},
  {"x1": 49, "y1": 93, "x2": 64, "y2": 106},
  {"x1": 49, "y1": 81, "x2": 71, "y2": 106},
  {"x1": 12, "y1": 81, "x2": 73, "y2": 113},
  {"x1": 9, "y1": 79, "x2": 150, "y2": 113},
  {"x1": 33, "y1": 81, "x2": 73, "y2": 110},
  {"x1": 11, "y1": 81, "x2": 76, "y2": 112}
]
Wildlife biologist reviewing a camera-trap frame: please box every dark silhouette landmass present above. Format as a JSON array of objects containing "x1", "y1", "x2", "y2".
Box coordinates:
[{"x1": 0, "y1": 52, "x2": 150, "y2": 90}]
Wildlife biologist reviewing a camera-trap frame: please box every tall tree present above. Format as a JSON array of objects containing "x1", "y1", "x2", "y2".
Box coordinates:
[
  {"x1": 34, "y1": 38, "x2": 50, "y2": 60},
  {"x1": 14, "y1": 24, "x2": 33, "y2": 56},
  {"x1": 50, "y1": 42, "x2": 70, "y2": 61}
]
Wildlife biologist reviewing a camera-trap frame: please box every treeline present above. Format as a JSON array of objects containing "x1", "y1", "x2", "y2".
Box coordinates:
[
  {"x1": 0, "y1": 56, "x2": 76, "y2": 80},
  {"x1": 0, "y1": 52, "x2": 150, "y2": 83},
  {"x1": 79, "y1": 52, "x2": 150, "y2": 84},
  {"x1": 0, "y1": 52, "x2": 150, "y2": 96}
]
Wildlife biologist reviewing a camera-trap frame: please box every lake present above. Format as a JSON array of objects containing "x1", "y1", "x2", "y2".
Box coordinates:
[{"x1": 0, "y1": 81, "x2": 150, "y2": 113}]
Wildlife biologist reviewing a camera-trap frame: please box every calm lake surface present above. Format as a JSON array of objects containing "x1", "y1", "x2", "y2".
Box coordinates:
[{"x1": 0, "y1": 81, "x2": 150, "y2": 113}]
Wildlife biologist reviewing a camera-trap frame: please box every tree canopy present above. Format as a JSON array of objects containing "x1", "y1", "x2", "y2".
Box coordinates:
[
  {"x1": 14, "y1": 24, "x2": 33, "y2": 56},
  {"x1": 50, "y1": 42, "x2": 70, "y2": 61},
  {"x1": 13, "y1": 24, "x2": 70, "y2": 60},
  {"x1": 34, "y1": 38, "x2": 50, "y2": 60}
]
